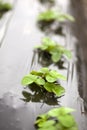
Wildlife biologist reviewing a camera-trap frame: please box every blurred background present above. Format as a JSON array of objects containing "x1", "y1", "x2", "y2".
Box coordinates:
[{"x1": 0, "y1": 0, "x2": 87, "y2": 130}]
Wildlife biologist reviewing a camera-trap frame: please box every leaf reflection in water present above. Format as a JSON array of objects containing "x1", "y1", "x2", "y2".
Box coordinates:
[
  {"x1": 22, "y1": 83, "x2": 63, "y2": 106},
  {"x1": 37, "y1": 21, "x2": 64, "y2": 36},
  {"x1": 36, "y1": 50, "x2": 66, "y2": 69}
]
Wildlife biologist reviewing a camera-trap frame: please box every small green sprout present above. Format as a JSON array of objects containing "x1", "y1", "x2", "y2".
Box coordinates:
[
  {"x1": 0, "y1": 0, "x2": 12, "y2": 18},
  {"x1": 36, "y1": 37, "x2": 72, "y2": 63},
  {"x1": 21, "y1": 67, "x2": 66, "y2": 97},
  {"x1": 35, "y1": 107, "x2": 78, "y2": 130},
  {"x1": 38, "y1": 10, "x2": 75, "y2": 22}
]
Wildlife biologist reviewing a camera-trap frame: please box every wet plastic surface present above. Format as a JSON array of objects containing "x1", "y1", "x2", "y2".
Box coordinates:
[{"x1": 0, "y1": 0, "x2": 87, "y2": 130}]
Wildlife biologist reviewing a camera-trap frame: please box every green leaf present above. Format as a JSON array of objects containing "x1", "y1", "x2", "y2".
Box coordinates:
[
  {"x1": 48, "y1": 107, "x2": 75, "y2": 117},
  {"x1": 42, "y1": 37, "x2": 56, "y2": 49},
  {"x1": 21, "y1": 74, "x2": 38, "y2": 86},
  {"x1": 57, "y1": 107, "x2": 75, "y2": 115},
  {"x1": 38, "y1": 10, "x2": 57, "y2": 21},
  {"x1": 46, "y1": 70, "x2": 66, "y2": 82},
  {"x1": 38, "y1": 10, "x2": 75, "y2": 22},
  {"x1": 50, "y1": 48, "x2": 57, "y2": 54},
  {"x1": 51, "y1": 52, "x2": 62, "y2": 62},
  {"x1": 38, "y1": 120, "x2": 55, "y2": 128},
  {"x1": 62, "y1": 14, "x2": 75, "y2": 22},
  {"x1": 64, "y1": 50, "x2": 72, "y2": 59},
  {"x1": 35, "y1": 118, "x2": 46, "y2": 125},
  {"x1": 40, "y1": 67, "x2": 49, "y2": 74},
  {"x1": 44, "y1": 82, "x2": 53, "y2": 92},
  {"x1": 39, "y1": 44, "x2": 48, "y2": 50},
  {"x1": 35, "y1": 78, "x2": 45, "y2": 85},
  {"x1": 49, "y1": 70, "x2": 66, "y2": 80},
  {"x1": 56, "y1": 13, "x2": 75, "y2": 22},
  {"x1": 48, "y1": 108, "x2": 61, "y2": 117},
  {"x1": 44, "y1": 83, "x2": 65, "y2": 96},
  {"x1": 56, "y1": 123, "x2": 64, "y2": 129},
  {"x1": 36, "y1": 38, "x2": 56, "y2": 51},
  {"x1": 49, "y1": 70, "x2": 59, "y2": 77},
  {"x1": 66, "y1": 15, "x2": 75, "y2": 22},
  {"x1": 0, "y1": 2, "x2": 12, "y2": 11},
  {"x1": 31, "y1": 70, "x2": 43, "y2": 76},
  {"x1": 56, "y1": 73, "x2": 66, "y2": 80},
  {"x1": 46, "y1": 74, "x2": 57, "y2": 83},
  {"x1": 58, "y1": 114, "x2": 75, "y2": 128},
  {"x1": 52, "y1": 85, "x2": 65, "y2": 97},
  {"x1": 35, "y1": 114, "x2": 48, "y2": 125},
  {"x1": 35, "y1": 119, "x2": 42, "y2": 124},
  {"x1": 38, "y1": 126, "x2": 56, "y2": 130},
  {"x1": 68, "y1": 126, "x2": 78, "y2": 130},
  {"x1": 37, "y1": 114, "x2": 48, "y2": 120}
]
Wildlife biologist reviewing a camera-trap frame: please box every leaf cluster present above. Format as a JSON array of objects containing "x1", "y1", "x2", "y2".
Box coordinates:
[
  {"x1": 0, "y1": 0, "x2": 12, "y2": 18},
  {"x1": 21, "y1": 67, "x2": 66, "y2": 97},
  {"x1": 38, "y1": 10, "x2": 75, "y2": 22},
  {"x1": 35, "y1": 107, "x2": 78, "y2": 130},
  {"x1": 36, "y1": 37, "x2": 72, "y2": 63}
]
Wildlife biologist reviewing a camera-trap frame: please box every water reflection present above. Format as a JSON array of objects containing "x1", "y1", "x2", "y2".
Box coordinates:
[
  {"x1": 22, "y1": 84, "x2": 62, "y2": 106},
  {"x1": 35, "y1": 50, "x2": 66, "y2": 69},
  {"x1": 37, "y1": 21, "x2": 65, "y2": 36}
]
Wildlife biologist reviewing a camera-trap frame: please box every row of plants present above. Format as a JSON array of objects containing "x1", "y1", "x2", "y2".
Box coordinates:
[
  {"x1": 22, "y1": 68, "x2": 78, "y2": 130},
  {"x1": 35, "y1": 107, "x2": 78, "y2": 130},
  {"x1": 21, "y1": 0, "x2": 78, "y2": 130},
  {"x1": 0, "y1": 0, "x2": 12, "y2": 18}
]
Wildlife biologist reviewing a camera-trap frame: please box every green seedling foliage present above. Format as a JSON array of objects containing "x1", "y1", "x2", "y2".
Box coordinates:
[
  {"x1": 44, "y1": 83, "x2": 65, "y2": 97},
  {"x1": 44, "y1": 82, "x2": 53, "y2": 92},
  {"x1": 35, "y1": 78, "x2": 45, "y2": 85},
  {"x1": 21, "y1": 67, "x2": 66, "y2": 97},
  {"x1": 58, "y1": 114, "x2": 75, "y2": 128},
  {"x1": 38, "y1": 10, "x2": 75, "y2": 22},
  {"x1": 48, "y1": 70, "x2": 66, "y2": 80},
  {"x1": 40, "y1": 67, "x2": 49, "y2": 73},
  {"x1": 35, "y1": 107, "x2": 78, "y2": 130},
  {"x1": 22, "y1": 74, "x2": 38, "y2": 86},
  {"x1": 38, "y1": 10, "x2": 57, "y2": 22},
  {"x1": 0, "y1": 0, "x2": 12, "y2": 18},
  {"x1": 52, "y1": 84, "x2": 65, "y2": 97},
  {"x1": 56, "y1": 13, "x2": 75, "y2": 22},
  {"x1": 51, "y1": 51, "x2": 62, "y2": 62},
  {"x1": 36, "y1": 37, "x2": 72, "y2": 63},
  {"x1": 38, "y1": 120, "x2": 55, "y2": 128}
]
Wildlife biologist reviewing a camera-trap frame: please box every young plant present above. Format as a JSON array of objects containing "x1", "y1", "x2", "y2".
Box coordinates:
[
  {"x1": 36, "y1": 37, "x2": 72, "y2": 63},
  {"x1": 21, "y1": 67, "x2": 66, "y2": 97},
  {"x1": 0, "y1": 0, "x2": 12, "y2": 18},
  {"x1": 38, "y1": 10, "x2": 75, "y2": 22},
  {"x1": 35, "y1": 107, "x2": 78, "y2": 130}
]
